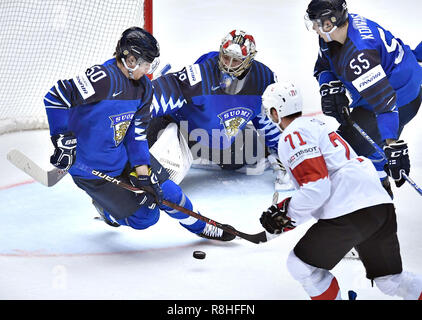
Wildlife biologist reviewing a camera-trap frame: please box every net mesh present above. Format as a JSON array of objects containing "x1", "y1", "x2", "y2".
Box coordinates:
[{"x1": 0, "y1": 0, "x2": 148, "y2": 134}]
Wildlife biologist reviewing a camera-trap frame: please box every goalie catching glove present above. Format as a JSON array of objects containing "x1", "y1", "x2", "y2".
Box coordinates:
[
  {"x1": 260, "y1": 197, "x2": 296, "y2": 234},
  {"x1": 50, "y1": 132, "x2": 77, "y2": 170},
  {"x1": 383, "y1": 140, "x2": 410, "y2": 188},
  {"x1": 129, "y1": 168, "x2": 163, "y2": 209}
]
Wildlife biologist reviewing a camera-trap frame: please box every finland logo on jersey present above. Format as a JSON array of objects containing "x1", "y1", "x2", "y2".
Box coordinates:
[
  {"x1": 109, "y1": 111, "x2": 134, "y2": 146},
  {"x1": 217, "y1": 107, "x2": 253, "y2": 138}
]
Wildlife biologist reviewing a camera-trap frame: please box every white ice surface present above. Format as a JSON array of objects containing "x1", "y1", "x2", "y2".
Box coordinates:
[{"x1": 0, "y1": 0, "x2": 421, "y2": 301}]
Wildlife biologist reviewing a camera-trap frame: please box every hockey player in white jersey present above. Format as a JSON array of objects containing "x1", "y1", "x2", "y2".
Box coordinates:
[{"x1": 259, "y1": 81, "x2": 422, "y2": 300}]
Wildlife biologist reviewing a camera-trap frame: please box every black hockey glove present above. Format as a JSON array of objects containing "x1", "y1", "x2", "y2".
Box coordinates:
[
  {"x1": 50, "y1": 132, "x2": 77, "y2": 170},
  {"x1": 260, "y1": 198, "x2": 295, "y2": 234},
  {"x1": 129, "y1": 168, "x2": 164, "y2": 209},
  {"x1": 383, "y1": 140, "x2": 410, "y2": 188},
  {"x1": 320, "y1": 80, "x2": 350, "y2": 125}
]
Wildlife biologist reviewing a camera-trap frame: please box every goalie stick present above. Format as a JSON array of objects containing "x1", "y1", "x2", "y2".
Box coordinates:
[{"x1": 7, "y1": 149, "x2": 274, "y2": 244}]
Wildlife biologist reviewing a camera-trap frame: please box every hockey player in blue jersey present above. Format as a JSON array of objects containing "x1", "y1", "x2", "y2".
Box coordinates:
[
  {"x1": 147, "y1": 29, "x2": 293, "y2": 195},
  {"x1": 44, "y1": 27, "x2": 235, "y2": 241},
  {"x1": 305, "y1": 0, "x2": 422, "y2": 198},
  {"x1": 414, "y1": 41, "x2": 422, "y2": 62}
]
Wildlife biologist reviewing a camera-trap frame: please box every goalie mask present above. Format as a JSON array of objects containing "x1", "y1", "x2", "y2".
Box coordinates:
[
  {"x1": 218, "y1": 30, "x2": 257, "y2": 94},
  {"x1": 115, "y1": 27, "x2": 160, "y2": 79},
  {"x1": 262, "y1": 82, "x2": 303, "y2": 125},
  {"x1": 305, "y1": 0, "x2": 348, "y2": 41}
]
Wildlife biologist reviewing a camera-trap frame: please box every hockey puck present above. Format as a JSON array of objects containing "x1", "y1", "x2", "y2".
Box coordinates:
[{"x1": 193, "y1": 250, "x2": 206, "y2": 259}]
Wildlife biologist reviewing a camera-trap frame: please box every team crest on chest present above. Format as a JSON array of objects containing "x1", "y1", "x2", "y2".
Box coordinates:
[
  {"x1": 109, "y1": 112, "x2": 134, "y2": 146},
  {"x1": 217, "y1": 107, "x2": 253, "y2": 138}
]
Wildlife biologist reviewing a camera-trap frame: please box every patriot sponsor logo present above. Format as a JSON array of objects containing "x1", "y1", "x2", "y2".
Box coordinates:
[
  {"x1": 217, "y1": 107, "x2": 253, "y2": 138},
  {"x1": 109, "y1": 112, "x2": 134, "y2": 146}
]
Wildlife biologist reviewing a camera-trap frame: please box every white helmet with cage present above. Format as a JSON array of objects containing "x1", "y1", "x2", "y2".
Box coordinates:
[
  {"x1": 217, "y1": 29, "x2": 257, "y2": 94},
  {"x1": 218, "y1": 29, "x2": 257, "y2": 78},
  {"x1": 262, "y1": 81, "x2": 303, "y2": 124}
]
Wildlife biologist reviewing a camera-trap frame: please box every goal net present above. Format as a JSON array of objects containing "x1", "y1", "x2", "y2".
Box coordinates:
[{"x1": 0, "y1": 0, "x2": 152, "y2": 135}]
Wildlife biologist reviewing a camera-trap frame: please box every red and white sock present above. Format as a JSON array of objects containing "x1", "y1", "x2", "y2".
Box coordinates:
[
  {"x1": 286, "y1": 251, "x2": 341, "y2": 300},
  {"x1": 310, "y1": 276, "x2": 341, "y2": 300}
]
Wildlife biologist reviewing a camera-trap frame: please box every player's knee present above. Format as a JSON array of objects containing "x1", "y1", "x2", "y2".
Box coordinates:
[
  {"x1": 160, "y1": 180, "x2": 193, "y2": 218},
  {"x1": 374, "y1": 274, "x2": 401, "y2": 296},
  {"x1": 374, "y1": 272, "x2": 422, "y2": 299},
  {"x1": 287, "y1": 250, "x2": 340, "y2": 299},
  {"x1": 161, "y1": 180, "x2": 183, "y2": 203},
  {"x1": 286, "y1": 250, "x2": 316, "y2": 281},
  {"x1": 124, "y1": 206, "x2": 160, "y2": 230}
]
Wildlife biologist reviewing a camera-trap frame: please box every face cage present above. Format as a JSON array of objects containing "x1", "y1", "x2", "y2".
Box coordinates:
[
  {"x1": 218, "y1": 50, "x2": 256, "y2": 78},
  {"x1": 304, "y1": 13, "x2": 339, "y2": 41},
  {"x1": 121, "y1": 56, "x2": 160, "y2": 78}
]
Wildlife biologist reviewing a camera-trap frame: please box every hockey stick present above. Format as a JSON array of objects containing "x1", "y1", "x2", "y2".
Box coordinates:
[
  {"x1": 343, "y1": 108, "x2": 422, "y2": 196},
  {"x1": 89, "y1": 169, "x2": 271, "y2": 244},
  {"x1": 7, "y1": 149, "x2": 67, "y2": 187},
  {"x1": 6, "y1": 149, "x2": 272, "y2": 244}
]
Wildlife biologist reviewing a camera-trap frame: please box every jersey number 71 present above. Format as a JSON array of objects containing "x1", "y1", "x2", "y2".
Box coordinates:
[{"x1": 284, "y1": 131, "x2": 351, "y2": 160}]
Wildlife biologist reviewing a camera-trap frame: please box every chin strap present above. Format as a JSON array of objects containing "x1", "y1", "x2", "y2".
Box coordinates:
[
  {"x1": 320, "y1": 26, "x2": 338, "y2": 42},
  {"x1": 121, "y1": 58, "x2": 138, "y2": 79}
]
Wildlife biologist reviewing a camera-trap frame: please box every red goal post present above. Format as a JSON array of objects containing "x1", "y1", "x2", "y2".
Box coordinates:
[{"x1": 0, "y1": 0, "x2": 153, "y2": 135}]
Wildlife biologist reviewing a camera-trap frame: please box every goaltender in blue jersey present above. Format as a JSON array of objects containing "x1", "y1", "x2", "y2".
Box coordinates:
[
  {"x1": 305, "y1": 0, "x2": 422, "y2": 198},
  {"x1": 43, "y1": 27, "x2": 236, "y2": 242},
  {"x1": 148, "y1": 30, "x2": 284, "y2": 176}
]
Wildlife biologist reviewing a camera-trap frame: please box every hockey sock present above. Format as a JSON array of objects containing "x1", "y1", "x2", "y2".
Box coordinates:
[
  {"x1": 286, "y1": 251, "x2": 342, "y2": 300},
  {"x1": 161, "y1": 180, "x2": 206, "y2": 234},
  {"x1": 309, "y1": 275, "x2": 341, "y2": 300},
  {"x1": 374, "y1": 271, "x2": 422, "y2": 300}
]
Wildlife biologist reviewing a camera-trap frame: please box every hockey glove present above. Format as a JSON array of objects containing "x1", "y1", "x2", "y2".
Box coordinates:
[
  {"x1": 320, "y1": 80, "x2": 350, "y2": 125},
  {"x1": 260, "y1": 198, "x2": 295, "y2": 234},
  {"x1": 129, "y1": 168, "x2": 164, "y2": 209},
  {"x1": 50, "y1": 132, "x2": 77, "y2": 170},
  {"x1": 383, "y1": 140, "x2": 410, "y2": 188}
]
